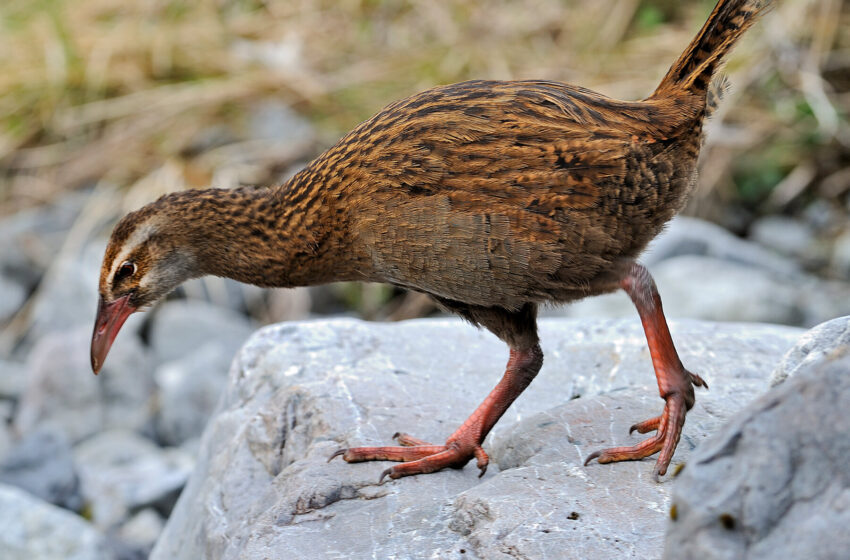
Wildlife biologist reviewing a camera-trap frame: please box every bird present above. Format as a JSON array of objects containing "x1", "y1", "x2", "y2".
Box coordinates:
[{"x1": 92, "y1": 0, "x2": 773, "y2": 482}]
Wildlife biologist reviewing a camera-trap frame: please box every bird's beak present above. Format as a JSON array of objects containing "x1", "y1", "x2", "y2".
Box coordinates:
[{"x1": 90, "y1": 293, "x2": 136, "y2": 375}]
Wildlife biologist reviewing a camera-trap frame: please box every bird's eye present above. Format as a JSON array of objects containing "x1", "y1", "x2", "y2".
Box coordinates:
[{"x1": 114, "y1": 261, "x2": 136, "y2": 283}]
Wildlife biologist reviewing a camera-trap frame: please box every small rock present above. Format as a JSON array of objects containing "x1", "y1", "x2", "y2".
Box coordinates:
[
  {"x1": 770, "y1": 315, "x2": 850, "y2": 386},
  {"x1": 15, "y1": 327, "x2": 155, "y2": 443},
  {"x1": 27, "y1": 241, "x2": 146, "y2": 343},
  {"x1": 0, "y1": 408, "x2": 12, "y2": 460},
  {"x1": 0, "y1": 482, "x2": 112, "y2": 560},
  {"x1": 749, "y1": 215, "x2": 823, "y2": 265},
  {"x1": 148, "y1": 299, "x2": 254, "y2": 365},
  {"x1": 0, "y1": 274, "x2": 27, "y2": 324},
  {"x1": 560, "y1": 255, "x2": 803, "y2": 325},
  {"x1": 113, "y1": 508, "x2": 165, "y2": 560},
  {"x1": 664, "y1": 347, "x2": 850, "y2": 559},
  {"x1": 0, "y1": 427, "x2": 82, "y2": 511},
  {"x1": 831, "y1": 228, "x2": 850, "y2": 279},
  {"x1": 642, "y1": 216, "x2": 799, "y2": 276},
  {"x1": 73, "y1": 430, "x2": 194, "y2": 529},
  {"x1": 802, "y1": 198, "x2": 843, "y2": 233},
  {"x1": 247, "y1": 100, "x2": 314, "y2": 144},
  {"x1": 0, "y1": 190, "x2": 88, "y2": 291},
  {"x1": 179, "y1": 276, "x2": 265, "y2": 316},
  {"x1": 154, "y1": 343, "x2": 234, "y2": 446},
  {"x1": 0, "y1": 359, "x2": 26, "y2": 399}
]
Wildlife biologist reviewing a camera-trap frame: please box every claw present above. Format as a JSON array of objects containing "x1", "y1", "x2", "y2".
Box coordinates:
[
  {"x1": 583, "y1": 450, "x2": 602, "y2": 467},
  {"x1": 328, "y1": 449, "x2": 347, "y2": 463},
  {"x1": 474, "y1": 446, "x2": 489, "y2": 477},
  {"x1": 629, "y1": 416, "x2": 661, "y2": 435},
  {"x1": 379, "y1": 467, "x2": 394, "y2": 484}
]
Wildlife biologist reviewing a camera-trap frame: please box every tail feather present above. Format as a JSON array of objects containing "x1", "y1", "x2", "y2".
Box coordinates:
[{"x1": 653, "y1": 0, "x2": 772, "y2": 97}]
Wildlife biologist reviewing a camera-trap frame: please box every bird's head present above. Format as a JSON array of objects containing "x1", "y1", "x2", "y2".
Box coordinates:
[{"x1": 91, "y1": 204, "x2": 197, "y2": 374}]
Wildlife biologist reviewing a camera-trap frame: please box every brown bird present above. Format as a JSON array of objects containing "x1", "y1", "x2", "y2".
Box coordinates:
[{"x1": 92, "y1": 0, "x2": 772, "y2": 482}]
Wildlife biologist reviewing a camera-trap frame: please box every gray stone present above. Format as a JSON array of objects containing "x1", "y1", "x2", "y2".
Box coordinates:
[
  {"x1": 114, "y1": 508, "x2": 165, "y2": 560},
  {"x1": 0, "y1": 359, "x2": 26, "y2": 399},
  {"x1": 0, "y1": 427, "x2": 82, "y2": 511},
  {"x1": 0, "y1": 404, "x2": 13, "y2": 460},
  {"x1": 0, "y1": 482, "x2": 112, "y2": 560},
  {"x1": 0, "y1": 274, "x2": 27, "y2": 324},
  {"x1": 769, "y1": 315, "x2": 850, "y2": 386},
  {"x1": 0, "y1": 191, "x2": 88, "y2": 291},
  {"x1": 151, "y1": 318, "x2": 801, "y2": 560},
  {"x1": 831, "y1": 227, "x2": 850, "y2": 278},
  {"x1": 73, "y1": 430, "x2": 194, "y2": 529},
  {"x1": 148, "y1": 299, "x2": 254, "y2": 365},
  {"x1": 642, "y1": 216, "x2": 800, "y2": 276},
  {"x1": 179, "y1": 276, "x2": 266, "y2": 315},
  {"x1": 247, "y1": 100, "x2": 314, "y2": 144},
  {"x1": 15, "y1": 327, "x2": 155, "y2": 443},
  {"x1": 748, "y1": 215, "x2": 820, "y2": 263},
  {"x1": 664, "y1": 348, "x2": 850, "y2": 559},
  {"x1": 555, "y1": 255, "x2": 804, "y2": 325},
  {"x1": 154, "y1": 343, "x2": 234, "y2": 446}
]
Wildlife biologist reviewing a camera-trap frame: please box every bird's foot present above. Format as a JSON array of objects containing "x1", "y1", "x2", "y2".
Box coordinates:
[
  {"x1": 584, "y1": 371, "x2": 706, "y2": 482},
  {"x1": 329, "y1": 431, "x2": 489, "y2": 483}
]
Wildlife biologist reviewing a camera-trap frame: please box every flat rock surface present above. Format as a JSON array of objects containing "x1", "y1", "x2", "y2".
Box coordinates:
[{"x1": 152, "y1": 318, "x2": 801, "y2": 560}]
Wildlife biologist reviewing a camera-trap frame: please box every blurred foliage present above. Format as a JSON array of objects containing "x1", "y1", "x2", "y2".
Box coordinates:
[{"x1": 0, "y1": 2, "x2": 847, "y2": 305}]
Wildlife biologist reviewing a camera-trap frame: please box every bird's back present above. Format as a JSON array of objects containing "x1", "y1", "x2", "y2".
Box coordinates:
[{"x1": 282, "y1": 79, "x2": 703, "y2": 309}]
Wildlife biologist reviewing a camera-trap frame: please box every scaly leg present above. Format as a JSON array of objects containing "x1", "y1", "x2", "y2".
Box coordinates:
[
  {"x1": 584, "y1": 262, "x2": 707, "y2": 480},
  {"x1": 330, "y1": 343, "x2": 543, "y2": 482}
]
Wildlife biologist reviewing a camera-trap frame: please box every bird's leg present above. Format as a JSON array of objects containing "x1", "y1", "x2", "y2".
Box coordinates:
[
  {"x1": 584, "y1": 262, "x2": 707, "y2": 480},
  {"x1": 330, "y1": 343, "x2": 543, "y2": 482}
]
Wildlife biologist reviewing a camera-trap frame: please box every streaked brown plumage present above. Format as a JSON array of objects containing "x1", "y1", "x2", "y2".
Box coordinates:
[{"x1": 92, "y1": 0, "x2": 772, "y2": 481}]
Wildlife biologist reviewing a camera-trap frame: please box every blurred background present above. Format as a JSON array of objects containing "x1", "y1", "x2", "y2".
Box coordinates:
[{"x1": 0, "y1": 0, "x2": 847, "y2": 558}]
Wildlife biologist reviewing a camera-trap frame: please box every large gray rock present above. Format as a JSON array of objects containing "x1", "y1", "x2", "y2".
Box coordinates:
[
  {"x1": 664, "y1": 337, "x2": 850, "y2": 559},
  {"x1": 0, "y1": 482, "x2": 112, "y2": 560},
  {"x1": 152, "y1": 318, "x2": 801, "y2": 560},
  {"x1": 15, "y1": 327, "x2": 155, "y2": 443},
  {"x1": 0, "y1": 427, "x2": 82, "y2": 511},
  {"x1": 73, "y1": 430, "x2": 194, "y2": 529}
]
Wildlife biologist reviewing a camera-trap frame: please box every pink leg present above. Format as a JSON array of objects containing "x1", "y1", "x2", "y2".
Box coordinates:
[
  {"x1": 330, "y1": 344, "x2": 543, "y2": 482},
  {"x1": 584, "y1": 263, "x2": 707, "y2": 480}
]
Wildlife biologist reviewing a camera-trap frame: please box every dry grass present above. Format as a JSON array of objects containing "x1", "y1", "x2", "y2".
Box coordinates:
[
  {"x1": 0, "y1": 0, "x2": 845, "y2": 215},
  {"x1": 0, "y1": 0, "x2": 847, "y2": 331}
]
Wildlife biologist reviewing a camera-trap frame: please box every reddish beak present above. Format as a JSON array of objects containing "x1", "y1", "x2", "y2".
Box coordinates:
[{"x1": 90, "y1": 294, "x2": 136, "y2": 375}]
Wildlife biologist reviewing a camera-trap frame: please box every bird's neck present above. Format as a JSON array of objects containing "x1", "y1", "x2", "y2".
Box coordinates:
[{"x1": 166, "y1": 182, "x2": 348, "y2": 288}]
